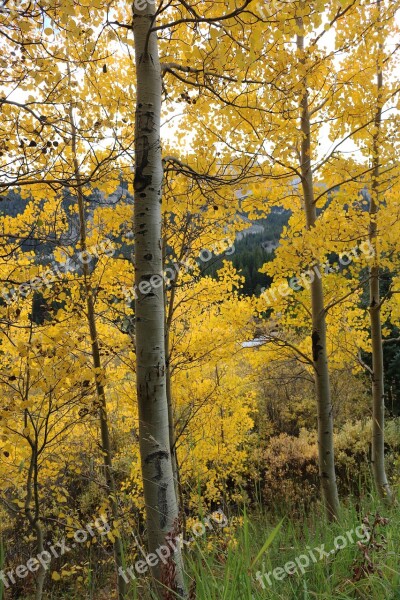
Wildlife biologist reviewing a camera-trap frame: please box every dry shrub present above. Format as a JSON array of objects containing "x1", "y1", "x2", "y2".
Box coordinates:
[
  {"x1": 263, "y1": 420, "x2": 400, "y2": 508},
  {"x1": 263, "y1": 430, "x2": 319, "y2": 509}
]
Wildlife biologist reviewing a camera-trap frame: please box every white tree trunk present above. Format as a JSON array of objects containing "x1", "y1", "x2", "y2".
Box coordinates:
[
  {"x1": 369, "y1": 12, "x2": 392, "y2": 501},
  {"x1": 133, "y1": 3, "x2": 187, "y2": 597},
  {"x1": 369, "y1": 263, "x2": 391, "y2": 501},
  {"x1": 297, "y1": 29, "x2": 340, "y2": 521}
]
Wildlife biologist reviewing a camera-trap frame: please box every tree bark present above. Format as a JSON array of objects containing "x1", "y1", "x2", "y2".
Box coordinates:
[
  {"x1": 25, "y1": 447, "x2": 46, "y2": 600},
  {"x1": 23, "y1": 329, "x2": 46, "y2": 600},
  {"x1": 296, "y1": 27, "x2": 340, "y2": 521},
  {"x1": 133, "y1": 3, "x2": 187, "y2": 597},
  {"x1": 162, "y1": 235, "x2": 181, "y2": 502},
  {"x1": 67, "y1": 87, "x2": 127, "y2": 599},
  {"x1": 369, "y1": 2, "x2": 392, "y2": 502}
]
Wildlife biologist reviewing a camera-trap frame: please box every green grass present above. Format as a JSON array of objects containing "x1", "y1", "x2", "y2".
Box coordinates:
[
  {"x1": 17, "y1": 490, "x2": 400, "y2": 599},
  {"x1": 181, "y1": 493, "x2": 400, "y2": 600}
]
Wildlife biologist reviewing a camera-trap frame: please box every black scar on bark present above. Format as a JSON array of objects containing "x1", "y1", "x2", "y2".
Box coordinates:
[
  {"x1": 134, "y1": 135, "x2": 152, "y2": 193},
  {"x1": 141, "y1": 111, "x2": 155, "y2": 133},
  {"x1": 312, "y1": 331, "x2": 324, "y2": 362},
  {"x1": 158, "y1": 483, "x2": 168, "y2": 529},
  {"x1": 145, "y1": 450, "x2": 169, "y2": 481}
]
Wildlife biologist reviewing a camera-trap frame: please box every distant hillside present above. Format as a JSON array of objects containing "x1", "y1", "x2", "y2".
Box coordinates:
[
  {"x1": 202, "y1": 207, "x2": 291, "y2": 296},
  {"x1": 0, "y1": 184, "x2": 134, "y2": 262},
  {"x1": 1, "y1": 189, "x2": 290, "y2": 297}
]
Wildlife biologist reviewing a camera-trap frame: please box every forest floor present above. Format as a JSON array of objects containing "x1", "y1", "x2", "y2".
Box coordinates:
[{"x1": 43, "y1": 487, "x2": 400, "y2": 600}]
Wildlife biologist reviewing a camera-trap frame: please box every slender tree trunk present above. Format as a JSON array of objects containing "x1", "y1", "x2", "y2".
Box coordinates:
[
  {"x1": 297, "y1": 27, "x2": 340, "y2": 521},
  {"x1": 133, "y1": 3, "x2": 187, "y2": 597},
  {"x1": 34, "y1": 528, "x2": 46, "y2": 600},
  {"x1": 23, "y1": 330, "x2": 46, "y2": 600},
  {"x1": 164, "y1": 273, "x2": 186, "y2": 536},
  {"x1": 163, "y1": 219, "x2": 195, "y2": 536},
  {"x1": 165, "y1": 324, "x2": 181, "y2": 503},
  {"x1": 162, "y1": 236, "x2": 181, "y2": 502},
  {"x1": 25, "y1": 448, "x2": 45, "y2": 600},
  {"x1": 67, "y1": 91, "x2": 127, "y2": 599},
  {"x1": 369, "y1": 262, "x2": 391, "y2": 501},
  {"x1": 369, "y1": 6, "x2": 392, "y2": 501}
]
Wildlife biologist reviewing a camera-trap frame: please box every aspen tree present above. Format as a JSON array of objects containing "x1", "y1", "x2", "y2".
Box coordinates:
[{"x1": 132, "y1": 1, "x2": 187, "y2": 596}]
